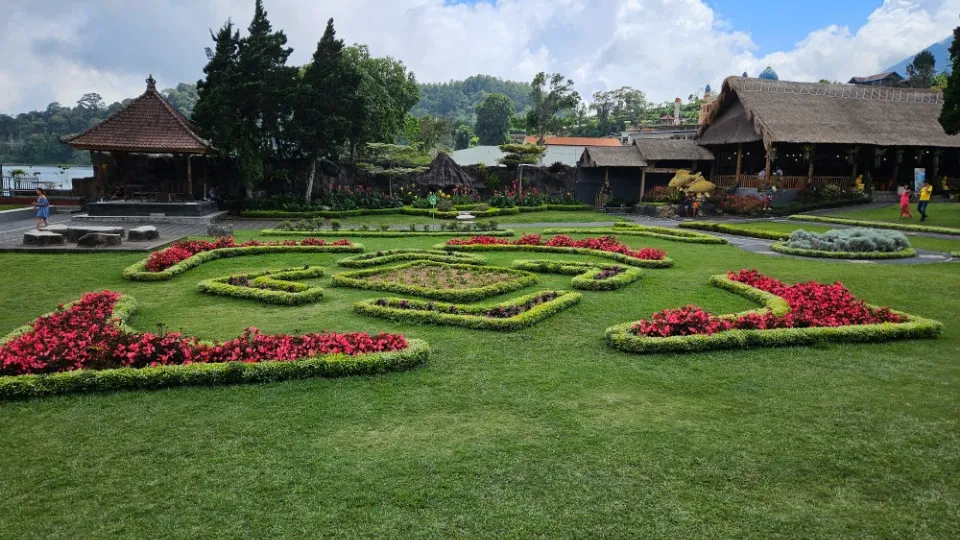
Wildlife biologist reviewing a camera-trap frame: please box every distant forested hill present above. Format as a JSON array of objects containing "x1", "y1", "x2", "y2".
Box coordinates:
[{"x1": 411, "y1": 74, "x2": 532, "y2": 120}]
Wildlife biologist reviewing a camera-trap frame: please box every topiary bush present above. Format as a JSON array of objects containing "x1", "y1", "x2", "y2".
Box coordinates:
[{"x1": 786, "y1": 228, "x2": 910, "y2": 253}]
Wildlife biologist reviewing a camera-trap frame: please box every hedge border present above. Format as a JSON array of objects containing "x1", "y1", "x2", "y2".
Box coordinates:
[
  {"x1": 355, "y1": 290, "x2": 582, "y2": 331},
  {"x1": 399, "y1": 206, "x2": 521, "y2": 219},
  {"x1": 197, "y1": 266, "x2": 326, "y2": 305},
  {"x1": 434, "y1": 242, "x2": 675, "y2": 268},
  {"x1": 238, "y1": 207, "x2": 401, "y2": 219},
  {"x1": 122, "y1": 244, "x2": 364, "y2": 281},
  {"x1": 677, "y1": 221, "x2": 790, "y2": 241},
  {"x1": 511, "y1": 259, "x2": 643, "y2": 291},
  {"x1": 337, "y1": 249, "x2": 487, "y2": 268},
  {"x1": 770, "y1": 242, "x2": 917, "y2": 260},
  {"x1": 331, "y1": 261, "x2": 538, "y2": 301},
  {"x1": 545, "y1": 225, "x2": 727, "y2": 244},
  {"x1": 237, "y1": 204, "x2": 595, "y2": 220},
  {"x1": 604, "y1": 275, "x2": 942, "y2": 354},
  {"x1": 789, "y1": 214, "x2": 960, "y2": 236},
  {"x1": 259, "y1": 228, "x2": 517, "y2": 238}
]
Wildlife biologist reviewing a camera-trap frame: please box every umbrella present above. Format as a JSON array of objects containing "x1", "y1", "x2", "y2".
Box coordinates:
[
  {"x1": 686, "y1": 177, "x2": 716, "y2": 194},
  {"x1": 668, "y1": 170, "x2": 696, "y2": 189}
]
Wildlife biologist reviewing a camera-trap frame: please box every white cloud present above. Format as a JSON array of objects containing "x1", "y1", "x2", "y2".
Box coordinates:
[{"x1": 0, "y1": 0, "x2": 956, "y2": 114}]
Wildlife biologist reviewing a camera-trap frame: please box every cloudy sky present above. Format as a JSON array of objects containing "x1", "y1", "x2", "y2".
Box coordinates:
[{"x1": 1, "y1": 0, "x2": 957, "y2": 114}]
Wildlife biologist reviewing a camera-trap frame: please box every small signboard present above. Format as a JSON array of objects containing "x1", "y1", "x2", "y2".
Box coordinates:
[
  {"x1": 427, "y1": 194, "x2": 437, "y2": 207},
  {"x1": 914, "y1": 168, "x2": 926, "y2": 192}
]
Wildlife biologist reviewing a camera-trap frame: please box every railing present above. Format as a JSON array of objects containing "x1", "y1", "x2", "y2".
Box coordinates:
[{"x1": 713, "y1": 175, "x2": 855, "y2": 190}]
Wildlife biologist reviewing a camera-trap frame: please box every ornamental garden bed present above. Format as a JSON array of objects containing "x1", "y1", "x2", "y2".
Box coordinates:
[
  {"x1": 436, "y1": 234, "x2": 674, "y2": 268},
  {"x1": 355, "y1": 290, "x2": 582, "y2": 331},
  {"x1": 0, "y1": 291, "x2": 428, "y2": 399},
  {"x1": 544, "y1": 224, "x2": 727, "y2": 244},
  {"x1": 260, "y1": 228, "x2": 517, "y2": 238},
  {"x1": 197, "y1": 266, "x2": 326, "y2": 305},
  {"x1": 770, "y1": 243, "x2": 916, "y2": 259},
  {"x1": 789, "y1": 214, "x2": 960, "y2": 236},
  {"x1": 678, "y1": 221, "x2": 790, "y2": 241},
  {"x1": 511, "y1": 260, "x2": 643, "y2": 291},
  {"x1": 332, "y1": 261, "x2": 536, "y2": 301},
  {"x1": 337, "y1": 249, "x2": 486, "y2": 268},
  {"x1": 123, "y1": 237, "x2": 363, "y2": 281},
  {"x1": 771, "y1": 227, "x2": 916, "y2": 259},
  {"x1": 605, "y1": 270, "x2": 942, "y2": 354},
  {"x1": 238, "y1": 205, "x2": 598, "y2": 220}
]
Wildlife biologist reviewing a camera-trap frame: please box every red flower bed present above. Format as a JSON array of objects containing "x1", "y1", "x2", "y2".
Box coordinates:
[
  {"x1": 446, "y1": 234, "x2": 667, "y2": 260},
  {"x1": 0, "y1": 291, "x2": 407, "y2": 376},
  {"x1": 632, "y1": 270, "x2": 905, "y2": 338},
  {"x1": 144, "y1": 237, "x2": 352, "y2": 272}
]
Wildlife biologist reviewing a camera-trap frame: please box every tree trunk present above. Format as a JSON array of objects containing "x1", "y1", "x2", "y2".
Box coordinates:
[
  {"x1": 639, "y1": 169, "x2": 647, "y2": 203},
  {"x1": 807, "y1": 145, "x2": 816, "y2": 186},
  {"x1": 305, "y1": 157, "x2": 318, "y2": 204},
  {"x1": 735, "y1": 143, "x2": 744, "y2": 178}
]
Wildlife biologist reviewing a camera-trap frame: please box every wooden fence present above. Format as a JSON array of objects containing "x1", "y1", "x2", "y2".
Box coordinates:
[{"x1": 713, "y1": 175, "x2": 855, "y2": 190}]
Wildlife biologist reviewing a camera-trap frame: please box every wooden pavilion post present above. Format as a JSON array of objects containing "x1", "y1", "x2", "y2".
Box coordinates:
[
  {"x1": 892, "y1": 148, "x2": 902, "y2": 188},
  {"x1": 764, "y1": 143, "x2": 772, "y2": 179},
  {"x1": 735, "y1": 143, "x2": 744, "y2": 178},
  {"x1": 186, "y1": 154, "x2": 193, "y2": 200},
  {"x1": 933, "y1": 150, "x2": 940, "y2": 182},
  {"x1": 639, "y1": 168, "x2": 647, "y2": 203},
  {"x1": 850, "y1": 146, "x2": 859, "y2": 181},
  {"x1": 806, "y1": 144, "x2": 816, "y2": 185},
  {"x1": 710, "y1": 152, "x2": 719, "y2": 180}
]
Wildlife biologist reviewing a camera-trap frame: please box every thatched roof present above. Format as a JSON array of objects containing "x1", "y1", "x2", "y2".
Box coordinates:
[
  {"x1": 579, "y1": 146, "x2": 647, "y2": 167},
  {"x1": 634, "y1": 139, "x2": 715, "y2": 161},
  {"x1": 697, "y1": 76, "x2": 960, "y2": 148},
  {"x1": 412, "y1": 152, "x2": 480, "y2": 188}
]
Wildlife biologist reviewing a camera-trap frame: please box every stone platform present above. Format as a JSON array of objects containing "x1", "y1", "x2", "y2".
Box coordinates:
[
  {"x1": 86, "y1": 200, "x2": 217, "y2": 217},
  {"x1": 72, "y1": 210, "x2": 228, "y2": 225}
]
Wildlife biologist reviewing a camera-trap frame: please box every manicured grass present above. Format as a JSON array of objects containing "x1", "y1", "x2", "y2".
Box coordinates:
[
  {"x1": 825, "y1": 202, "x2": 960, "y2": 229},
  {"x1": 0, "y1": 204, "x2": 27, "y2": 211},
  {"x1": 290, "y1": 210, "x2": 624, "y2": 228},
  {"x1": 1, "y1": 230, "x2": 959, "y2": 537},
  {"x1": 730, "y1": 220, "x2": 960, "y2": 253}
]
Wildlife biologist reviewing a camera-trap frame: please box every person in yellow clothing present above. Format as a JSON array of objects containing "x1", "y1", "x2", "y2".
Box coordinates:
[{"x1": 917, "y1": 180, "x2": 933, "y2": 221}]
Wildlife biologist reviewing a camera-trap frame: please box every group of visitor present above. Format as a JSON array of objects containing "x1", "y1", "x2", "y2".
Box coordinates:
[{"x1": 899, "y1": 181, "x2": 933, "y2": 221}]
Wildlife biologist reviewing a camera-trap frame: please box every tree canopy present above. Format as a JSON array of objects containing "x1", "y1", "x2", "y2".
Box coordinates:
[
  {"x1": 940, "y1": 25, "x2": 960, "y2": 135},
  {"x1": 906, "y1": 50, "x2": 936, "y2": 88},
  {"x1": 474, "y1": 93, "x2": 514, "y2": 145},
  {"x1": 526, "y1": 72, "x2": 580, "y2": 142},
  {"x1": 412, "y1": 74, "x2": 532, "y2": 120}
]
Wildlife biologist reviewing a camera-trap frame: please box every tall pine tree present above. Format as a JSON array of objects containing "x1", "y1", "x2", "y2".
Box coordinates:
[
  {"x1": 940, "y1": 24, "x2": 960, "y2": 135},
  {"x1": 194, "y1": 21, "x2": 240, "y2": 158}
]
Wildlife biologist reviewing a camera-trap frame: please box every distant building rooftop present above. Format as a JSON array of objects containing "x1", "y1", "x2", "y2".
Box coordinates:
[
  {"x1": 522, "y1": 136, "x2": 623, "y2": 147},
  {"x1": 848, "y1": 71, "x2": 904, "y2": 85}
]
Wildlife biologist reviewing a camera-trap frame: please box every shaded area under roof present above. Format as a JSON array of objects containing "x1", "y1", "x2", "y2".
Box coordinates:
[{"x1": 62, "y1": 76, "x2": 212, "y2": 154}]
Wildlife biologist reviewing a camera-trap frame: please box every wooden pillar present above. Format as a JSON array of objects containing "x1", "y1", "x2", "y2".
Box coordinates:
[
  {"x1": 639, "y1": 168, "x2": 647, "y2": 203},
  {"x1": 806, "y1": 144, "x2": 816, "y2": 185},
  {"x1": 764, "y1": 144, "x2": 772, "y2": 179},
  {"x1": 851, "y1": 147, "x2": 859, "y2": 181},
  {"x1": 186, "y1": 155, "x2": 193, "y2": 200},
  {"x1": 710, "y1": 153, "x2": 719, "y2": 180},
  {"x1": 735, "y1": 143, "x2": 744, "y2": 178},
  {"x1": 892, "y1": 148, "x2": 902, "y2": 187},
  {"x1": 933, "y1": 151, "x2": 940, "y2": 182}
]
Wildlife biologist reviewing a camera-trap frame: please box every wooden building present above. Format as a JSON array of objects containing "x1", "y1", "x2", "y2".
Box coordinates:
[{"x1": 696, "y1": 76, "x2": 960, "y2": 192}]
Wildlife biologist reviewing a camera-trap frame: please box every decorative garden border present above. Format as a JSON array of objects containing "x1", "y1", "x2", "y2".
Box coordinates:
[
  {"x1": 434, "y1": 242, "x2": 675, "y2": 268},
  {"x1": 337, "y1": 249, "x2": 486, "y2": 268},
  {"x1": 355, "y1": 290, "x2": 582, "y2": 331},
  {"x1": 511, "y1": 259, "x2": 643, "y2": 291},
  {"x1": 770, "y1": 242, "x2": 917, "y2": 260},
  {"x1": 677, "y1": 221, "x2": 789, "y2": 241},
  {"x1": 789, "y1": 214, "x2": 960, "y2": 236},
  {"x1": 0, "y1": 295, "x2": 429, "y2": 399},
  {"x1": 259, "y1": 228, "x2": 517, "y2": 238},
  {"x1": 123, "y1": 244, "x2": 364, "y2": 281},
  {"x1": 604, "y1": 275, "x2": 942, "y2": 354},
  {"x1": 331, "y1": 261, "x2": 537, "y2": 301},
  {"x1": 238, "y1": 204, "x2": 594, "y2": 220},
  {"x1": 197, "y1": 266, "x2": 326, "y2": 305},
  {"x1": 544, "y1": 224, "x2": 727, "y2": 244}
]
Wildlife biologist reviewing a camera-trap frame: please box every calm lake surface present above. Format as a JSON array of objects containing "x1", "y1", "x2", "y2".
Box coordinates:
[{"x1": 0, "y1": 165, "x2": 94, "y2": 190}]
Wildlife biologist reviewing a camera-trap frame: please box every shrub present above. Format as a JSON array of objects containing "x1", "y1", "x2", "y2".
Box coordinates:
[
  {"x1": 332, "y1": 261, "x2": 538, "y2": 302},
  {"x1": 546, "y1": 225, "x2": 727, "y2": 244},
  {"x1": 716, "y1": 194, "x2": 766, "y2": 215},
  {"x1": 337, "y1": 249, "x2": 487, "y2": 268},
  {"x1": 436, "y1": 198, "x2": 454, "y2": 212},
  {"x1": 446, "y1": 234, "x2": 667, "y2": 261},
  {"x1": 438, "y1": 236, "x2": 674, "y2": 269},
  {"x1": 785, "y1": 228, "x2": 910, "y2": 253},
  {"x1": 643, "y1": 185, "x2": 681, "y2": 203},
  {"x1": 789, "y1": 215, "x2": 960, "y2": 236},
  {"x1": 511, "y1": 260, "x2": 643, "y2": 291},
  {"x1": 197, "y1": 266, "x2": 326, "y2": 305},
  {"x1": 677, "y1": 222, "x2": 788, "y2": 241}
]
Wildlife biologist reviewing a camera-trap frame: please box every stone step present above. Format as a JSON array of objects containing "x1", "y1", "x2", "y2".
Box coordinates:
[
  {"x1": 128, "y1": 226, "x2": 160, "y2": 241},
  {"x1": 23, "y1": 230, "x2": 65, "y2": 246},
  {"x1": 77, "y1": 232, "x2": 122, "y2": 247}
]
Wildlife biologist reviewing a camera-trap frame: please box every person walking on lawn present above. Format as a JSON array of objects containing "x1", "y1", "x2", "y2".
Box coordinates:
[
  {"x1": 899, "y1": 185, "x2": 912, "y2": 218},
  {"x1": 917, "y1": 180, "x2": 933, "y2": 221}
]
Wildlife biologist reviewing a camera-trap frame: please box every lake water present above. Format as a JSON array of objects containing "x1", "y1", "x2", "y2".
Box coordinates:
[{"x1": 0, "y1": 164, "x2": 94, "y2": 190}]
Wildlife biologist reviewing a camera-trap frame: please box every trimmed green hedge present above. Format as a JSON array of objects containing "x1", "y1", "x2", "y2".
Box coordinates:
[
  {"x1": 355, "y1": 290, "x2": 582, "y2": 331},
  {"x1": 197, "y1": 266, "x2": 326, "y2": 305},
  {"x1": 259, "y1": 228, "x2": 516, "y2": 238},
  {"x1": 677, "y1": 221, "x2": 790, "y2": 241},
  {"x1": 789, "y1": 214, "x2": 960, "y2": 236},
  {"x1": 122, "y1": 244, "x2": 364, "y2": 281},
  {"x1": 332, "y1": 261, "x2": 538, "y2": 301},
  {"x1": 605, "y1": 275, "x2": 942, "y2": 354},
  {"x1": 511, "y1": 259, "x2": 643, "y2": 291},
  {"x1": 238, "y1": 204, "x2": 593, "y2": 220},
  {"x1": 0, "y1": 339, "x2": 430, "y2": 399},
  {"x1": 544, "y1": 225, "x2": 727, "y2": 244},
  {"x1": 435, "y1": 243, "x2": 675, "y2": 269},
  {"x1": 399, "y1": 206, "x2": 521, "y2": 219},
  {"x1": 238, "y1": 207, "x2": 401, "y2": 219},
  {"x1": 770, "y1": 242, "x2": 917, "y2": 260},
  {"x1": 517, "y1": 204, "x2": 595, "y2": 213},
  {"x1": 337, "y1": 249, "x2": 486, "y2": 268}
]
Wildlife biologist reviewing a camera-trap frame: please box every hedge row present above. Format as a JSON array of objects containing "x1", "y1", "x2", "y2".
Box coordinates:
[
  {"x1": 331, "y1": 261, "x2": 538, "y2": 301},
  {"x1": 259, "y1": 228, "x2": 516, "y2": 238},
  {"x1": 435, "y1": 243, "x2": 675, "y2": 268},
  {"x1": 122, "y1": 244, "x2": 364, "y2": 281},
  {"x1": 196, "y1": 266, "x2": 326, "y2": 305},
  {"x1": 517, "y1": 204, "x2": 595, "y2": 213},
  {"x1": 770, "y1": 242, "x2": 917, "y2": 260},
  {"x1": 354, "y1": 290, "x2": 582, "y2": 331},
  {"x1": 239, "y1": 207, "x2": 400, "y2": 219},
  {"x1": 510, "y1": 259, "x2": 643, "y2": 291},
  {"x1": 677, "y1": 221, "x2": 789, "y2": 241},
  {"x1": 337, "y1": 249, "x2": 486, "y2": 268},
  {"x1": 544, "y1": 225, "x2": 727, "y2": 244},
  {"x1": 604, "y1": 275, "x2": 941, "y2": 354},
  {"x1": 398, "y1": 206, "x2": 521, "y2": 219},
  {"x1": 238, "y1": 204, "x2": 594, "y2": 220},
  {"x1": 789, "y1": 214, "x2": 960, "y2": 236},
  {"x1": 0, "y1": 339, "x2": 430, "y2": 399}
]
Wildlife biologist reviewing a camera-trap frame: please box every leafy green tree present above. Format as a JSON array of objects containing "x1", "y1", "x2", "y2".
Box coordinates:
[
  {"x1": 526, "y1": 72, "x2": 580, "y2": 142},
  {"x1": 194, "y1": 21, "x2": 242, "y2": 172},
  {"x1": 590, "y1": 87, "x2": 646, "y2": 135},
  {"x1": 454, "y1": 123, "x2": 473, "y2": 150},
  {"x1": 498, "y1": 143, "x2": 545, "y2": 167},
  {"x1": 162, "y1": 83, "x2": 199, "y2": 118},
  {"x1": 412, "y1": 75, "x2": 532, "y2": 120},
  {"x1": 941, "y1": 25, "x2": 960, "y2": 135},
  {"x1": 474, "y1": 93, "x2": 513, "y2": 145},
  {"x1": 906, "y1": 50, "x2": 936, "y2": 88},
  {"x1": 416, "y1": 115, "x2": 453, "y2": 151}
]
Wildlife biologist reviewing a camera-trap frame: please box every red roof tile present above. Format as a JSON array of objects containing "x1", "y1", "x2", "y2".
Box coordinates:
[
  {"x1": 62, "y1": 76, "x2": 212, "y2": 154},
  {"x1": 522, "y1": 136, "x2": 623, "y2": 147}
]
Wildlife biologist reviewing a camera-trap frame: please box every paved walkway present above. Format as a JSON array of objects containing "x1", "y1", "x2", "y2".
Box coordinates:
[{"x1": 0, "y1": 215, "x2": 205, "y2": 252}]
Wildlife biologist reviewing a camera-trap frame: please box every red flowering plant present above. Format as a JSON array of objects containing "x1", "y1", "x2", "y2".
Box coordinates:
[
  {"x1": 631, "y1": 270, "x2": 905, "y2": 338},
  {"x1": 144, "y1": 237, "x2": 353, "y2": 272},
  {"x1": 0, "y1": 291, "x2": 407, "y2": 376},
  {"x1": 446, "y1": 234, "x2": 667, "y2": 261}
]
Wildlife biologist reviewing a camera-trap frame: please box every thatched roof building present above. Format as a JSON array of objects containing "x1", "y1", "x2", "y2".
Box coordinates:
[
  {"x1": 580, "y1": 146, "x2": 647, "y2": 168},
  {"x1": 412, "y1": 152, "x2": 480, "y2": 189},
  {"x1": 634, "y1": 139, "x2": 714, "y2": 162}
]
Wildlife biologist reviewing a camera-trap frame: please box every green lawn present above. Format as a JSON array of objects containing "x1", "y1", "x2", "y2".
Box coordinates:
[
  {"x1": 1, "y1": 230, "x2": 959, "y2": 537},
  {"x1": 729, "y1": 220, "x2": 960, "y2": 253},
  {"x1": 0, "y1": 204, "x2": 27, "y2": 211},
  {"x1": 826, "y1": 202, "x2": 960, "y2": 229},
  {"x1": 263, "y1": 210, "x2": 624, "y2": 228}
]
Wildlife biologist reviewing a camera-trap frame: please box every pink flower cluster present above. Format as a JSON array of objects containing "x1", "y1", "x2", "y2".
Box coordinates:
[
  {"x1": 632, "y1": 269, "x2": 905, "y2": 338},
  {"x1": 446, "y1": 234, "x2": 667, "y2": 260},
  {"x1": 0, "y1": 291, "x2": 407, "y2": 376},
  {"x1": 144, "y1": 237, "x2": 352, "y2": 272}
]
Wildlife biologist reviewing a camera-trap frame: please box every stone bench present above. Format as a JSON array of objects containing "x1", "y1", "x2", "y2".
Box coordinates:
[
  {"x1": 128, "y1": 225, "x2": 159, "y2": 241},
  {"x1": 23, "y1": 230, "x2": 65, "y2": 247},
  {"x1": 64, "y1": 225, "x2": 126, "y2": 243},
  {"x1": 77, "y1": 232, "x2": 122, "y2": 248}
]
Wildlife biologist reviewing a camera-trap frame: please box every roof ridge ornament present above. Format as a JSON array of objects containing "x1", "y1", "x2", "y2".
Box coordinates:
[{"x1": 146, "y1": 74, "x2": 157, "y2": 91}]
